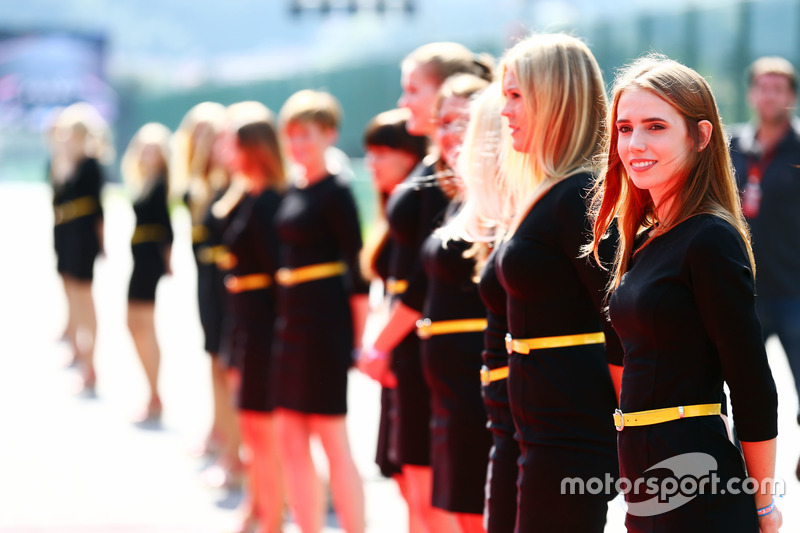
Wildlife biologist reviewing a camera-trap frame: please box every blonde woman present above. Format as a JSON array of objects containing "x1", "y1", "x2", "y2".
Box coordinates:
[
  {"x1": 446, "y1": 83, "x2": 519, "y2": 533},
  {"x1": 495, "y1": 34, "x2": 622, "y2": 531},
  {"x1": 49, "y1": 102, "x2": 112, "y2": 392},
  {"x1": 122, "y1": 123, "x2": 173, "y2": 422},
  {"x1": 172, "y1": 102, "x2": 241, "y2": 479},
  {"x1": 589, "y1": 55, "x2": 780, "y2": 533}
]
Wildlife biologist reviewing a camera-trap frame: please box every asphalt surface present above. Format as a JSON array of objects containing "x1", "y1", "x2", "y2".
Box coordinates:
[{"x1": 0, "y1": 182, "x2": 797, "y2": 532}]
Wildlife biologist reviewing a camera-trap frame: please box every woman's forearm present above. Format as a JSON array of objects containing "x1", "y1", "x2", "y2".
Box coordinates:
[
  {"x1": 740, "y1": 438, "x2": 778, "y2": 509},
  {"x1": 373, "y1": 301, "x2": 421, "y2": 353}
]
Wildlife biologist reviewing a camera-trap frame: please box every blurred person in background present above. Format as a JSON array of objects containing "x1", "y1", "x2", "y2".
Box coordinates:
[
  {"x1": 172, "y1": 102, "x2": 243, "y2": 485},
  {"x1": 363, "y1": 73, "x2": 494, "y2": 533},
  {"x1": 121, "y1": 122, "x2": 174, "y2": 423},
  {"x1": 273, "y1": 89, "x2": 368, "y2": 533},
  {"x1": 359, "y1": 42, "x2": 493, "y2": 533},
  {"x1": 448, "y1": 83, "x2": 520, "y2": 533},
  {"x1": 729, "y1": 56, "x2": 800, "y2": 480},
  {"x1": 359, "y1": 107, "x2": 428, "y2": 532},
  {"x1": 48, "y1": 102, "x2": 112, "y2": 392},
  {"x1": 215, "y1": 101, "x2": 287, "y2": 533}
]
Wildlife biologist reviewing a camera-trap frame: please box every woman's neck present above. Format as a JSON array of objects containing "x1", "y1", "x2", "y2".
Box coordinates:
[{"x1": 302, "y1": 159, "x2": 329, "y2": 186}]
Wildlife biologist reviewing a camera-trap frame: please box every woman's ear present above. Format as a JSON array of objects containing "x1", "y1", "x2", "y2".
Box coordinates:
[{"x1": 697, "y1": 120, "x2": 712, "y2": 151}]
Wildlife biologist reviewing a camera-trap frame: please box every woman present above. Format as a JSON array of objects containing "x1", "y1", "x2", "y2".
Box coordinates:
[
  {"x1": 447, "y1": 83, "x2": 519, "y2": 533},
  {"x1": 495, "y1": 33, "x2": 623, "y2": 532},
  {"x1": 364, "y1": 73, "x2": 493, "y2": 533},
  {"x1": 121, "y1": 122, "x2": 173, "y2": 422},
  {"x1": 360, "y1": 42, "x2": 493, "y2": 533},
  {"x1": 360, "y1": 107, "x2": 429, "y2": 531},
  {"x1": 273, "y1": 89, "x2": 368, "y2": 533},
  {"x1": 49, "y1": 102, "x2": 111, "y2": 392},
  {"x1": 218, "y1": 101, "x2": 287, "y2": 533},
  {"x1": 588, "y1": 54, "x2": 781, "y2": 533},
  {"x1": 172, "y1": 101, "x2": 241, "y2": 482}
]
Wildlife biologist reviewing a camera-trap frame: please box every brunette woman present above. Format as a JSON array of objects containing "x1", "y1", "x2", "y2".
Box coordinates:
[{"x1": 589, "y1": 54, "x2": 781, "y2": 533}]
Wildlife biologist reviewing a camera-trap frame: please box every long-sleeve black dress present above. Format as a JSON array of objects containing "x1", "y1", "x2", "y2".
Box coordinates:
[
  {"x1": 402, "y1": 227, "x2": 492, "y2": 514},
  {"x1": 478, "y1": 247, "x2": 519, "y2": 533},
  {"x1": 273, "y1": 174, "x2": 368, "y2": 415},
  {"x1": 187, "y1": 188, "x2": 229, "y2": 355},
  {"x1": 609, "y1": 214, "x2": 778, "y2": 532},
  {"x1": 52, "y1": 157, "x2": 104, "y2": 281},
  {"x1": 383, "y1": 164, "x2": 448, "y2": 466},
  {"x1": 221, "y1": 188, "x2": 282, "y2": 413},
  {"x1": 129, "y1": 176, "x2": 173, "y2": 302},
  {"x1": 495, "y1": 172, "x2": 622, "y2": 532}
]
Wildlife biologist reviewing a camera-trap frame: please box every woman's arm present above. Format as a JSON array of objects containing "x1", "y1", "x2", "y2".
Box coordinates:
[
  {"x1": 740, "y1": 439, "x2": 782, "y2": 532},
  {"x1": 357, "y1": 301, "x2": 421, "y2": 387}
]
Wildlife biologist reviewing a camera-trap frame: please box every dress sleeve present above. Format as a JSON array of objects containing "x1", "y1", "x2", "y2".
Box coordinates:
[
  {"x1": 688, "y1": 220, "x2": 778, "y2": 442},
  {"x1": 556, "y1": 183, "x2": 624, "y2": 366},
  {"x1": 399, "y1": 248, "x2": 428, "y2": 313},
  {"x1": 326, "y1": 182, "x2": 369, "y2": 295}
]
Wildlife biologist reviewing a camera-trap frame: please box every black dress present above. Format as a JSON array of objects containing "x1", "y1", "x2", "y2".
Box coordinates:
[
  {"x1": 187, "y1": 189, "x2": 228, "y2": 355},
  {"x1": 609, "y1": 214, "x2": 778, "y2": 533},
  {"x1": 495, "y1": 173, "x2": 622, "y2": 532},
  {"x1": 402, "y1": 229, "x2": 492, "y2": 514},
  {"x1": 52, "y1": 157, "x2": 103, "y2": 281},
  {"x1": 221, "y1": 189, "x2": 283, "y2": 413},
  {"x1": 384, "y1": 165, "x2": 448, "y2": 466},
  {"x1": 128, "y1": 177, "x2": 173, "y2": 302},
  {"x1": 273, "y1": 174, "x2": 368, "y2": 415},
  {"x1": 478, "y1": 247, "x2": 519, "y2": 533},
  {"x1": 371, "y1": 236, "x2": 403, "y2": 478}
]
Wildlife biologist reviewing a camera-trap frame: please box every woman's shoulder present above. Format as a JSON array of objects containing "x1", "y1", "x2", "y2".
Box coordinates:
[{"x1": 682, "y1": 214, "x2": 748, "y2": 260}]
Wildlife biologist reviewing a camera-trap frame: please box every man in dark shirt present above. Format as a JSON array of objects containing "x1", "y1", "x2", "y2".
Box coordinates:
[{"x1": 729, "y1": 56, "x2": 800, "y2": 480}]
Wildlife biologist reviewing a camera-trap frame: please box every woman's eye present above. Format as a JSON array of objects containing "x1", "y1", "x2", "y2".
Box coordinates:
[{"x1": 617, "y1": 125, "x2": 631, "y2": 133}]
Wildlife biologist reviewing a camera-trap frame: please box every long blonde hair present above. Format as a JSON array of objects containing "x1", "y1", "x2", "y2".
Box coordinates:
[
  {"x1": 588, "y1": 54, "x2": 755, "y2": 292},
  {"x1": 121, "y1": 122, "x2": 171, "y2": 199},
  {"x1": 171, "y1": 102, "x2": 227, "y2": 222},
  {"x1": 499, "y1": 33, "x2": 607, "y2": 234}
]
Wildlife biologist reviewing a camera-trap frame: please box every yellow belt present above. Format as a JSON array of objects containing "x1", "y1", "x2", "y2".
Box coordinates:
[
  {"x1": 196, "y1": 245, "x2": 229, "y2": 266},
  {"x1": 225, "y1": 273, "x2": 272, "y2": 294},
  {"x1": 505, "y1": 331, "x2": 605, "y2": 355},
  {"x1": 131, "y1": 224, "x2": 168, "y2": 245},
  {"x1": 275, "y1": 261, "x2": 347, "y2": 287},
  {"x1": 192, "y1": 225, "x2": 209, "y2": 244},
  {"x1": 613, "y1": 403, "x2": 722, "y2": 432},
  {"x1": 54, "y1": 196, "x2": 99, "y2": 225},
  {"x1": 480, "y1": 365, "x2": 509, "y2": 386},
  {"x1": 416, "y1": 318, "x2": 487, "y2": 340},
  {"x1": 385, "y1": 278, "x2": 408, "y2": 295}
]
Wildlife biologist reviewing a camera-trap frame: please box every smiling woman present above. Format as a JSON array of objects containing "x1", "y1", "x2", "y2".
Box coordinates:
[{"x1": 589, "y1": 54, "x2": 781, "y2": 533}]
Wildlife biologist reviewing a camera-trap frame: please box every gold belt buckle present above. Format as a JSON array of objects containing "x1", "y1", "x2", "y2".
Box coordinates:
[
  {"x1": 505, "y1": 333, "x2": 514, "y2": 355},
  {"x1": 480, "y1": 365, "x2": 491, "y2": 387},
  {"x1": 416, "y1": 318, "x2": 432, "y2": 339},
  {"x1": 275, "y1": 268, "x2": 292, "y2": 286},
  {"x1": 614, "y1": 408, "x2": 625, "y2": 432}
]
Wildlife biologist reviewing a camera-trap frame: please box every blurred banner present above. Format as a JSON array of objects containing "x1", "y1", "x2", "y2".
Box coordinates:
[
  {"x1": 0, "y1": 30, "x2": 117, "y2": 182},
  {"x1": 0, "y1": 30, "x2": 117, "y2": 132}
]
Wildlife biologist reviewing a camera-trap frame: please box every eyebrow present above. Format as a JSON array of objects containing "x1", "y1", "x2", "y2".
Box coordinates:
[{"x1": 616, "y1": 117, "x2": 667, "y2": 124}]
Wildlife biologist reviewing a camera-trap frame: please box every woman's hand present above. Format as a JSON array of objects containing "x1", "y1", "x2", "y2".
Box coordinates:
[
  {"x1": 758, "y1": 505, "x2": 782, "y2": 532},
  {"x1": 357, "y1": 346, "x2": 397, "y2": 388}
]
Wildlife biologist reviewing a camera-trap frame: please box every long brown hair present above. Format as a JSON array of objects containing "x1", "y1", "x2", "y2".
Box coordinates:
[{"x1": 588, "y1": 54, "x2": 754, "y2": 292}]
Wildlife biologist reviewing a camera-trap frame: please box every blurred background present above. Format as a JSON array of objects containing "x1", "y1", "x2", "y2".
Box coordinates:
[{"x1": 1, "y1": 1, "x2": 799, "y2": 532}]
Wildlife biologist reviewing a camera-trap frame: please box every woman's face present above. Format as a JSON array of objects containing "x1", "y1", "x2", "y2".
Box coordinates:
[
  {"x1": 615, "y1": 88, "x2": 697, "y2": 207},
  {"x1": 139, "y1": 143, "x2": 165, "y2": 179},
  {"x1": 398, "y1": 64, "x2": 440, "y2": 137},
  {"x1": 435, "y1": 94, "x2": 471, "y2": 170},
  {"x1": 365, "y1": 145, "x2": 418, "y2": 195},
  {"x1": 501, "y1": 67, "x2": 529, "y2": 153}
]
